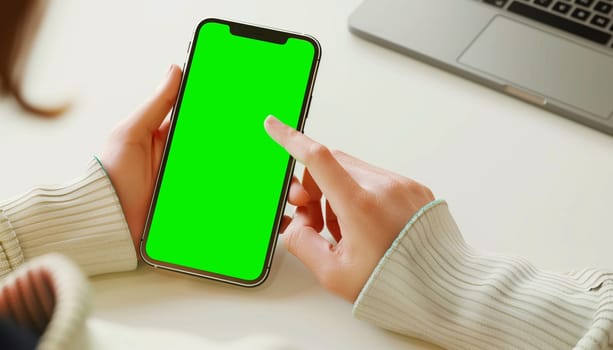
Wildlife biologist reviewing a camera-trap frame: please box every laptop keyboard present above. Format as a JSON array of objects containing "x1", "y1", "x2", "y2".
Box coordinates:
[{"x1": 482, "y1": 0, "x2": 613, "y2": 48}]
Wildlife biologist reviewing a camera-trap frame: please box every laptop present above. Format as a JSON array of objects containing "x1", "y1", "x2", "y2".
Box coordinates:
[{"x1": 349, "y1": 0, "x2": 613, "y2": 135}]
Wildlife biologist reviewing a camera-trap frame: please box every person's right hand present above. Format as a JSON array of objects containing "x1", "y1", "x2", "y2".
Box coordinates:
[{"x1": 264, "y1": 116, "x2": 435, "y2": 303}]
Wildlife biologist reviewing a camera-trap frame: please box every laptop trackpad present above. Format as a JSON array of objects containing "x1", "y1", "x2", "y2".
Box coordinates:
[{"x1": 458, "y1": 16, "x2": 613, "y2": 120}]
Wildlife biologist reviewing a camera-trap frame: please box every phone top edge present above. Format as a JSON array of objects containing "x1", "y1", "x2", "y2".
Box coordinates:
[{"x1": 193, "y1": 17, "x2": 322, "y2": 60}]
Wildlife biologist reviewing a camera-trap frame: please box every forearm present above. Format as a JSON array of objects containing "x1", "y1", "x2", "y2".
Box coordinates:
[
  {"x1": 354, "y1": 200, "x2": 613, "y2": 349},
  {"x1": 0, "y1": 158, "x2": 137, "y2": 277}
]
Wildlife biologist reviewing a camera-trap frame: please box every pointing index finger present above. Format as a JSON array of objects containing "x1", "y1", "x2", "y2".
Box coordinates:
[{"x1": 264, "y1": 115, "x2": 358, "y2": 208}]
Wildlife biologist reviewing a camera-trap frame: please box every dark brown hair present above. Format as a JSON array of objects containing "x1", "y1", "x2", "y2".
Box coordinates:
[{"x1": 0, "y1": 0, "x2": 66, "y2": 117}]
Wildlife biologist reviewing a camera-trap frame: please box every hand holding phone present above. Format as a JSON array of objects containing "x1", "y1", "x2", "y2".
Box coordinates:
[
  {"x1": 100, "y1": 65, "x2": 182, "y2": 249},
  {"x1": 140, "y1": 18, "x2": 320, "y2": 287}
]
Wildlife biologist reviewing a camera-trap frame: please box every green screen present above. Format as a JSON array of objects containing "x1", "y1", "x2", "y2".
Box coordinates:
[{"x1": 144, "y1": 20, "x2": 317, "y2": 284}]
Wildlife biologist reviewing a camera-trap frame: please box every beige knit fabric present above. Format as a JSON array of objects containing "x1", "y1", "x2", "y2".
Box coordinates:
[
  {"x1": 0, "y1": 254, "x2": 91, "y2": 350},
  {"x1": 3, "y1": 160, "x2": 613, "y2": 349},
  {"x1": 354, "y1": 200, "x2": 613, "y2": 349},
  {"x1": 0, "y1": 158, "x2": 136, "y2": 277}
]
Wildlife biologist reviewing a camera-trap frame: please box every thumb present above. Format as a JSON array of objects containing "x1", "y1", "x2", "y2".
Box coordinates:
[
  {"x1": 132, "y1": 64, "x2": 182, "y2": 131},
  {"x1": 283, "y1": 212, "x2": 338, "y2": 284}
]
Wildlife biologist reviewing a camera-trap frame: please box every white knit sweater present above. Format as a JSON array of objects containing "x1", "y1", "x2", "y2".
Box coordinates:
[
  {"x1": 354, "y1": 200, "x2": 613, "y2": 349},
  {"x1": 0, "y1": 158, "x2": 136, "y2": 277},
  {"x1": 1, "y1": 160, "x2": 612, "y2": 349}
]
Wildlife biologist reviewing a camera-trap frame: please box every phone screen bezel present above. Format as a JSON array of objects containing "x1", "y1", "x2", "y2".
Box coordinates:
[{"x1": 139, "y1": 18, "x2": 321, "y2": 287}]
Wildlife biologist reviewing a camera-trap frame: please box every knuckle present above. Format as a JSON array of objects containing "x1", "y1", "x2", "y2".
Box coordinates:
[
  {"x1": 330, "y1": 149, "x2": 344, "y2": 159},
  {"x1": 283, "y1": 225, "x2": 310, "y2": 256},
  {"x1": 305, "y1": 143, "x2": 332, "y2": 164},
  {"x1": 353, "y1": 191, "x2": 376, "y2": 212},
  {"x1": 395, "y1": 178, "x2": 435, "y2": 202},
  {"x1": 158, "y1": 91, "x2": 176, "y2": 112},
  {"x1": 379, "y1": 175, "x2": 413, "y2": 196},
  {"x1": 406, "y1": 180, "x2": 431, "y2": 199},
  {"x1": 286, "y1": 127, "x2": 300, "y2": 139},
  {"x1": 283, "y1": 228, "x2": 302, "y2": 254}
]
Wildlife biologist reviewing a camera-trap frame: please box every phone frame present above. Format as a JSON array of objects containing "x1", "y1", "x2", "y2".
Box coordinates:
[{"x1": 139, "y1": 18, "x2": 321, "y2": 287}]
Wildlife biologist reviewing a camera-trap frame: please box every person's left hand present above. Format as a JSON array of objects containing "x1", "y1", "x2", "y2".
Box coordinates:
[{"x1": 99, "y1": 65, "x2": 182, "y2": 249}]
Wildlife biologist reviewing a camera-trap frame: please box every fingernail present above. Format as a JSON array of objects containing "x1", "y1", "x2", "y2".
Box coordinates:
[{"x1": 265, "y1": 115, "x2": 281, "y2": 127}]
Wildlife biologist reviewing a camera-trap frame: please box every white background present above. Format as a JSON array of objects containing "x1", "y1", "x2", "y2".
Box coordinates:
[{"x1": 1, "y1": 1, "x2": 612, "y2": 349}]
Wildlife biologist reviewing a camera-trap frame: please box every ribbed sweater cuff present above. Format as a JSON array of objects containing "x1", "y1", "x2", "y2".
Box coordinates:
[
  {"x1": 0, "y1": 158, "x2": 137, "y2": 277},
  {"x1": 353, "y1": 200, "x2": 612, "y2": 349},
  {"x1": 0, "y1": 254, "x2": 91, "y2": 350}
]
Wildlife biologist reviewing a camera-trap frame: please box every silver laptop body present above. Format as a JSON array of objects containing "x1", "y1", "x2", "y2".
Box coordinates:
[{"x1": 349, "y1": 0, "x2": 613, "y2": 135}]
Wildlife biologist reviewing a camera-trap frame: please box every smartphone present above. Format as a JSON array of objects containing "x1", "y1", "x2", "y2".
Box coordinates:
[{"x1": 140, "y1": 18, "x2": 320, "y2": 287}]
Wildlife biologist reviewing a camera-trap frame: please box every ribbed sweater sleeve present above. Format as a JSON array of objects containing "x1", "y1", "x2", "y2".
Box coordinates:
[
  {"x1": 0, "y1": 158, "x2": 137, "y2": 277},
  {"x1": 353, "y1": 200, "x2": 613, "y2": 349},
  {"x1": 0, "y1": 254, "x2": 92, "y2": 350}
]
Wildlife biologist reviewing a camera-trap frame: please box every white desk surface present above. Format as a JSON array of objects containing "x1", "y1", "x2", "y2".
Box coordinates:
[{"x1": 1, "y1": 1, "x2": 612, "y2": 349}]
